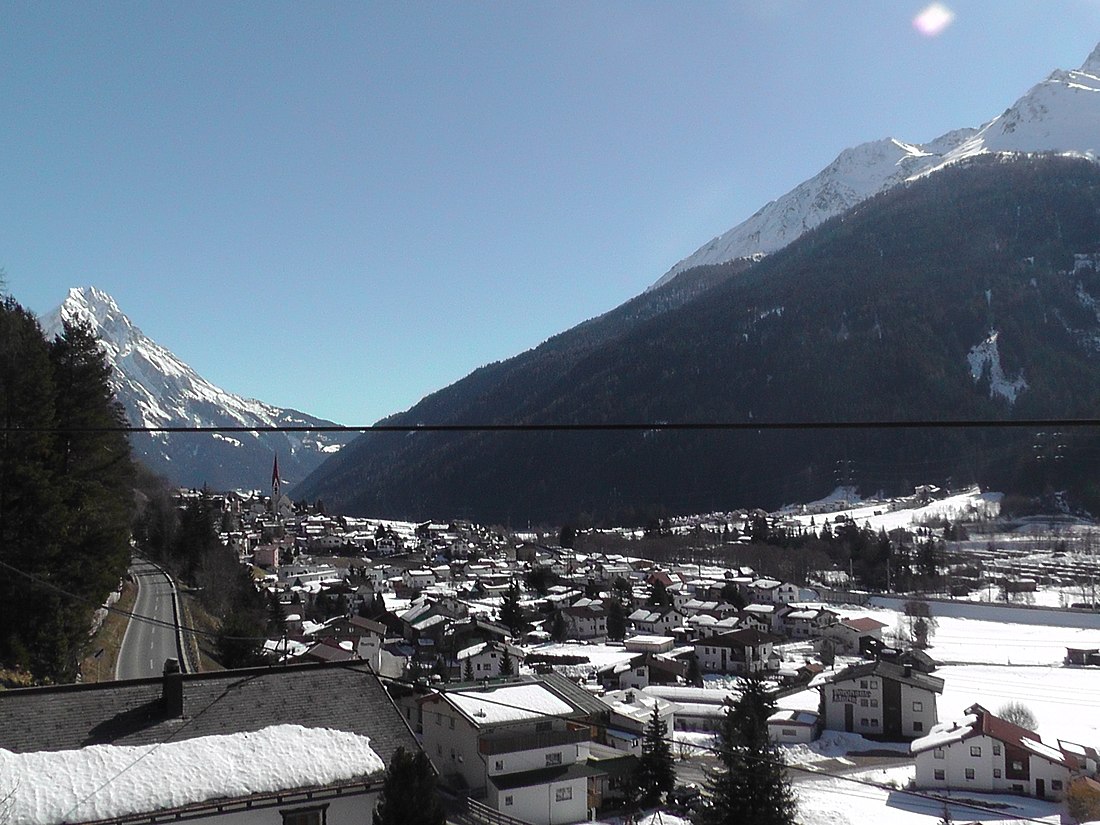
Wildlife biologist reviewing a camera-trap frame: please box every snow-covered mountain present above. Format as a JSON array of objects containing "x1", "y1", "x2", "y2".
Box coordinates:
[
  {"x1": 651, "y1": 43, "x2": 1100, "y2": 290},
  {"x1": 41, "y1": 287, "x2": 352, "y2": 491}
]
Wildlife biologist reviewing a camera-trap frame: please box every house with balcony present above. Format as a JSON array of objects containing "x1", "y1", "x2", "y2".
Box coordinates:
[
  {"x1": 694, "y1": 628, "x2": 781, "y2": 675},
  {"x1": 417, "y1": 678, "x2": 604, "y2": 824},
  {"x1": 911, "y1": 703, "x2": 1096, "y2": 801}
]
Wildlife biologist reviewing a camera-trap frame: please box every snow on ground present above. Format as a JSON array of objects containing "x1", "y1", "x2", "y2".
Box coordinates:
[
  {"x1": 783, "y1": 731, "x2": 909, "y2": 766},
  {"x1": 829, "y1": 604, "x2": 1100, "y2": 665},
  {"x1": 938, "y1": 663, "x2": 1100, "y2": 745},
  {"x1": 782, "y1": 488, "x2": 1001, "y2": 534},
  {"x1": 794, "y1": 765, "x2": 1061, "y2": 825},
  {"x1": 0, "y1": 725, "x2": 384, "y2": 825},
  {"x1": 526, "y1": 642, "x2": 634, "y2": 678}
]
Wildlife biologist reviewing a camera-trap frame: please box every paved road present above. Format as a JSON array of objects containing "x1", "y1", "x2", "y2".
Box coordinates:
[{"x1": 116, "y1": 559, "x2": 181, "y2": 680}]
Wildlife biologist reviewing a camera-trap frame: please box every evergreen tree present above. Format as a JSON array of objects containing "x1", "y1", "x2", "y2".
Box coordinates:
[
  {"x1": 606, "y1": 596, "x2": 626, "y2": 641},
  {"x1": 635, "y1": 705, "x2": 676, "y2": 807},
  {"x1": 0, "y1": 300, "x2": 136, "y2": 681},
  {"x1": 463, "y1": 655, "x2": 475, "y2": 681},
  {"x1": 499, "y1": 646, "x2": 515, "y2": 677},
  {"x1": 499, "y1": 580, "x2": 524, "y2": 635},
  {"x1": 372, "y1": 746, "x2": 445, "y2": 825},
  {"x1": 550, "y1": 609, "x2": 568, "y2": 642},
  {"x1": 685, "y1": 652, "x2": 703, "y2": 687},
  {"x1": 696, "y1": 674, "x2": 796, "y2": 825}
]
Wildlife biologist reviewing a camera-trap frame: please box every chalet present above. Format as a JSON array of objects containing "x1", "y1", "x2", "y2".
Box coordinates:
[
  {"x1": 597, "y1": 652, "x2": 688, "y2": 691},
  {"x1": 0, "y1": 660, "x2": 418, "y2": 825},
  {"x1": 822, "y1": 616, "x2": 888, "y2": 654},
  {"x1": 598, "y1": 689, "x2": 678, "y2": 754},
  {"x1": 694, "y1": 628, "x2": 781, "y2": 675},
  {"x1": 813, "y1": 660, "x2": 944, "y2": 741},
  {"x1": 628, "y1": 606, "x2": 684, "y2": 636},
  {"x1": 747, "y1": 578, "x2": 798, "y2": 605},
  {"x1": 911, "y1": 703, "x2": 1092, "y2": 801},
  {"x1": 458, "y1": 640, "x2": 525, "y2": 678},
  {"x1": 560, "y1": 599, "x2": 608, "y2": 640},
  {"x1": 417, "y1": 678, "x2": 603, "y2": 824},
  {"x1": 779, "y1": 605, "x2": 837, "y2": 639}
]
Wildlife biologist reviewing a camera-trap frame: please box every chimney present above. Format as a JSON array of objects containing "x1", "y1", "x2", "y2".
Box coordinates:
[
  {"x1": 162, "y1": 658, "x2": 184, "y2": 717},
  {"x1": 903, "y1": 664, "x2": 913, "y2": 679},
  {"x1": 625, "y1": 690, "x2": 634, "y2": 704}
]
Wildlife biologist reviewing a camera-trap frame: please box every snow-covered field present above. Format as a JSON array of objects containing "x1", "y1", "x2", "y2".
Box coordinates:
[{"x1": 794, "y1": 765, "x2": 1061, "y2": 825}]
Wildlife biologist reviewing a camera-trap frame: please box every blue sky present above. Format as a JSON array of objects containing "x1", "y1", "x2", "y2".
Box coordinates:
[{"x1": 2, "y1": 2, "x2": 1098, "y2": 424}]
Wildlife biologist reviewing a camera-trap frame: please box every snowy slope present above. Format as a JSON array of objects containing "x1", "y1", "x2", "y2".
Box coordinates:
[
  {"x1": 41, "y1": 287, "x2": 351, "y2": 490},
  {"x1": 651, "y1": 43, "x2": 1100, "y2": 290}
]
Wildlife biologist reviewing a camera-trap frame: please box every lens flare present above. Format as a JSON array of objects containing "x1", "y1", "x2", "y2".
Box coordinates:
[{"x1": 913, "y1": 2, "x2": 956, "y2": 37}]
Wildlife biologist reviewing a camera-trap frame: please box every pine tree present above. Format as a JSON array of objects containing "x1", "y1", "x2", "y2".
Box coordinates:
[
  {"x1": 696, "y1": 673, "x2": 796, "y2": 825},
  {"x1": 550, "y1": 609, "x2": 568, "y2": 642},
  {"x1": 463, "y1": 655, "x2": 475, "y2": 681},
  {"x1": 499, "y1": 580, "x2": 524, "y2": 635},
  {"x1": 372, "y1": 746, "x2": 445, "y2": 825},
  {"x1": 606, "y1": 596, "x2": 626, "y2": 641},
  {"x1": 635, "y1": 704, "x2": 676, "y2": 808},
  {"x1": 499, "y1": 646, "x2": 515, "y2": 677}
]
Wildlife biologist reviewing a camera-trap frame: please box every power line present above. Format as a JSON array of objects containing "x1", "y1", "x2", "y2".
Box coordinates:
[{"x1": 7, "y1": 418, "x2": 1100, "y2": 434}]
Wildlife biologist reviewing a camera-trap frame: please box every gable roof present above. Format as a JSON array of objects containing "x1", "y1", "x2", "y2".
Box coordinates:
[{"x1": 0, "y1": 660, "x2": 417, "y2": 768}]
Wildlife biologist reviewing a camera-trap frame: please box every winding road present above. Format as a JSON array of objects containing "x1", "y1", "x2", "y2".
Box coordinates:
[{"x1": 115, "y1": 559, "x2": 182, "y2": 680}]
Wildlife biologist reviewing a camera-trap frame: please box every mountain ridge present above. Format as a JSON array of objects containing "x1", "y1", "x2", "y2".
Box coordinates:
[
  {"x1": 651, "y1": 43, "x2": 1100, "y2": 290},
  {"x1": 41, "y1": 287, "x2": 352, "y2": 491}
]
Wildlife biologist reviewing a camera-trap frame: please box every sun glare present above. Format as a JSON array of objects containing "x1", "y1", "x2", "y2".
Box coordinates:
[{"x1": 913, "y1": 2, "x2": 956, "y2": 37}]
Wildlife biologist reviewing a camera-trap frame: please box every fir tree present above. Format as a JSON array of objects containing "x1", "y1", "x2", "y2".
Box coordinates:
[
  {"x1": 499, "y1": 646, "x2": 515, "y2": 677},
  {"x1": 696, "y1": 673, "x2": 796, "y2": 825},
  {"x1": 606, "y1": 596, "x2": 626, "y2": 641},
  {"x1": 372, "y1": 746, "x2": 445, "y2": 825},
  {"x1": 635, "y1": 704, "x2": 676, "y2": 807},
  {"x1": 463, "y1": 655, "x2": 475, "y2": 681},
  {"x1": 499, "y1": 580, "x2": 524, "y2": 635},
  {"x1": 550, "y1": 609, "x2": 568, "y2": 642}
]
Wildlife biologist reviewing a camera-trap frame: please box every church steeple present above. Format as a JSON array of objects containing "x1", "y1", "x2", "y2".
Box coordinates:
[{"x1": 271, "y1": 454, "x2": 281, "y2": 508}]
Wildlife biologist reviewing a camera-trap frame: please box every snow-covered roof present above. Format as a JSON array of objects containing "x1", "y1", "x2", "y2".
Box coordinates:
[
  {"x1": 0, "y1": 725, "x2": 384, "y2": 825},
  {"x1": 910, "y1": 715, "x2": 979, "y2": 754},
  {"x1": 446, "y1": 683, "x2": 575, "y2": 725}
]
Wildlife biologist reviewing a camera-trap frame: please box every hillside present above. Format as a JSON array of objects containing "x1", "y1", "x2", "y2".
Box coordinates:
[
  {"x1": 298, "y1": 155, "x2": 1100, "y2": 523},
  {"x1": 41, "y1": 288, "x2": 354, "y2": 491}
]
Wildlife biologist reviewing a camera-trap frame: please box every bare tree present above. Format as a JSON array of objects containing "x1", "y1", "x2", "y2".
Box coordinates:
[{"x1": 998, "y1": 701, "x2": 1038, "y2": 731}]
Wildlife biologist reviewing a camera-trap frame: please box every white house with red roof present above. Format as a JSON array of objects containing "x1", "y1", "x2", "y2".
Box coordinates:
[
  {"x1": 911, "y1": 703, "x2": 1095, "y2": 801},
  {"x1": 822, "y1": 615, "x2": 888, "y2": 654}
]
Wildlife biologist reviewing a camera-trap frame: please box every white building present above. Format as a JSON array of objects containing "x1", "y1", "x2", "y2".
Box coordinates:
[
  {"x1": 695, "y1": 628, "x2": 780, "y2": 675},
  {"x1": 911, "y1": 704, "x2": 1087, "y2": 801},
  {"x1": 813, "y1": 660, "x2": 944, "y2": 741},
  {"x1": 417, "y1": 680, "x2": 597, "y2": 825}
]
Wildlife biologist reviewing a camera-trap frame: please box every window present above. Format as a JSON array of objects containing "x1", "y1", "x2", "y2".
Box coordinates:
[
  {"x1": 436, "y1": 713, "x2": 441, "y2": 726},
  {"x1": 860, "y1": 680, "x2": 868, "y2": 689},
  {"x1": 555, "y1": 787, "x2": 573, "y2": 802},
  {"x1": 970, "y1": 746, "x2": 981, "y2": 757},
  {"x1": 994, "y1": 769, "x2": 1002, "y2": 778},
  {"x1": 871, "y1": 718, "x2": 879, "y2": 726},
  {"x1": 934, "y1": 769, "x2": 945, "y2": 781},
  {"x1": 281, "y1": 806, "x2": 327, "y2": 825},
  {"x1": 870, "y1": 699, "x2": 879, "y2": 708},
  {"x1": 860, "y1": 698, "x2": 868, "y2": 707},
  {"x1": 495, "y1": 760, "x2": 504, "y2": 771},
  {"x1": 965, "y1": 768, "x2": 975, "y2": 780},
  {"x1": 861, "y1": 718, "x2": 869, "y2": 726},
  {"x1": 993, "y1": 744, "x2": 1001, "y2": 756},
  {"x1": 913, "y1": 721, "x2": 923, "y2": 732},
  {"x1": 504, "y1": 796, "x2": 514, "y2": 807},
  {"x1": 870, "y1": 680, "x2": 878, "y2": 689},
  {"x1": 782, "y1": 729, "x2": 797, "y2": 736},
  {"x1": 912, "y1": 701, "x2": 923, "y2": 712},
  {"x1": 1052, "y1": 780, "x2": 1063, "y2": 791},
  {"x1": 449, "y1": 717, "x2": 455, "y2": 729},
  {"x1": 934, "y1": 748, "x2": 944, "y2": 760},
  {"x1": 1011, "y1": 761, "x2": 1024, "y2": 772},
  {"x1": 546, "y1": 752, "x2": 563, "y2": 766}
]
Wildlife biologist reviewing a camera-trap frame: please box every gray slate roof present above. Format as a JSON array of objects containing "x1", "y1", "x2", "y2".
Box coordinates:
[{"x1": 0, "y1": 660, "x2": 417, "y2": 769}]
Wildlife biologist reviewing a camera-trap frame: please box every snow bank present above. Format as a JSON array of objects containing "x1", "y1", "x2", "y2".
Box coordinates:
[{"x1": 0, "y1": 725, "x2": 385, "y2": 825}]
